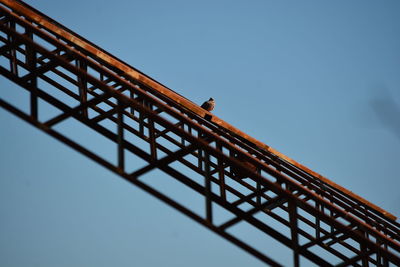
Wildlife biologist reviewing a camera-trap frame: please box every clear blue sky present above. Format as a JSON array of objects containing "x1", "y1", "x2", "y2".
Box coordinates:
[{"x1": 1, "y1": 0, "x2": 399, "y2": 266}]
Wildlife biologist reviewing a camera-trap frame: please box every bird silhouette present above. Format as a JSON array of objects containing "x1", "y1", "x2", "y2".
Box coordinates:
[{"x1": 201, "y1": 97, "x2": 215, "y2": 112}]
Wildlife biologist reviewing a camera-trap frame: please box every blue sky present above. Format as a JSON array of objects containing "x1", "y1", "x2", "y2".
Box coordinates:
[{"x1": 1, "y1": 0, "x2": 400, "y2": 266}]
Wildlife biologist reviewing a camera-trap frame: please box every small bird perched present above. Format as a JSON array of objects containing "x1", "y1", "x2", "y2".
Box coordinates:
[{"x1": 201, "y1": 97, "x2": 215, "y2": 112}]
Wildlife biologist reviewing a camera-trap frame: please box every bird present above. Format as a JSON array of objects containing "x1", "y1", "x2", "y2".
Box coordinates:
[{"x1": 200, "y1": 97, "x2": 215, "y2": 112}]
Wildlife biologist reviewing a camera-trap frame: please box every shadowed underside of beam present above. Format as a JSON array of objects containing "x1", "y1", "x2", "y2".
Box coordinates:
[{"x1": 1, "y1": 0, "x2": 399, "y2": 266}]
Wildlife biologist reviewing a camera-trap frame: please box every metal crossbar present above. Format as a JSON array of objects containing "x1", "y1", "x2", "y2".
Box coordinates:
[{"x1": 1, "y1": 1, "x2": 399, "y2": 266}]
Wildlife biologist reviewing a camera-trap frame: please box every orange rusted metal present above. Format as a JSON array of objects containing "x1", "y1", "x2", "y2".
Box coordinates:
[
  {"x1": 0, "y1": 0, "x2": 394, "y2": 221},
  {"x1": 1, "y1": 2, "x2": 400, "y2": 265}
]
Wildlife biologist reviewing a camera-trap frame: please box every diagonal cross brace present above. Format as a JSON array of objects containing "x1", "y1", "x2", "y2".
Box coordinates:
[
  {"x1": 44, "y1": 91, "x2": 116, "y2": 127},
  {"x1": 219, "y1": 195, "x2": 289, "y2": 230},
  {"x1": 20, "y1": 52, "x2": 74, "y2": 82},
  {"x1": 130, "y1": 137, "x2": 212, "y2": 178}
]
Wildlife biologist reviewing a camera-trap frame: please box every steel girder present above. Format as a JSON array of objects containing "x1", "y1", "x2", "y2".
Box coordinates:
[{"x1": 1, "y1": 1, "x2": 400, "y2": 266}]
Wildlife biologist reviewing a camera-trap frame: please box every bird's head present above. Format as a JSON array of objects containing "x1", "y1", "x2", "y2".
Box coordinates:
[{"x1": 209, "y1": 97, "x2": 214, "y2": 101}]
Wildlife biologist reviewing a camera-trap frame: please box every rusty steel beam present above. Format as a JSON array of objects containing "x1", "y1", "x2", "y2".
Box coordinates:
[
  {"x1": 219, "y1": 195, "x2": 288, "y2": 230},
  {"x1": 0, "y1": 98, "x2": 283, "y2": 267},
  {"x1": 0, "y1": 0, "x2": 396, "y2": 246},
  {"x1": 1, "y1": 1, "x2": 400, "y2": 266},
  {"x1": 0, "y1": 12, "x2": 396, "y2": 252},
  {"x1": 0, "y1": 66, "x2": 338, "y2": 264},
  {"x1": 2, "y1": 52, "x2": 396, "y2": 264},
  {"x1": 0, "y1": 0, "x2": 394, "y2": 222},
  {"x1": 3, "y1": 0, "x2": 396, "y2": 241}
]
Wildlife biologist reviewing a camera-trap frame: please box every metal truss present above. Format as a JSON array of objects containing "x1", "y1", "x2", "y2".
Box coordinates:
[{"x1": 1, "y1": 1, "x2": 400, "y2": 266}]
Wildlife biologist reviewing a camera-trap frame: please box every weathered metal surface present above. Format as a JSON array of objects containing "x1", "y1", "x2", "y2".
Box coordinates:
[
  {"x1": 1, "y1": 1, "x2": 400, "y2": 266},
  {"x1": 0, "y1": 0, "x2": 393, "y2": 222}
]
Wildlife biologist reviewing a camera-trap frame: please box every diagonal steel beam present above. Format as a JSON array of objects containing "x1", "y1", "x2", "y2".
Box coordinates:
[
  {"x1": 335, "y1": 249, "x2": 374, "y2": 267},
  {"x1": 1, "y1": 26, "x2": 398, "y2": 262},
  {"x1": 1, "y1": 5, "x2": 400, "y2": 265},
  {"x1": 19, "y1": 52, "x2": 74, "y2": 82},
  {"x1": 0, "y1": 98, "x2": 283, "y2": 267},
  {"x1": 219, "y1": 195, "x2": 288, "y2": 230},
  {"x1": 130, "y1": 136, "x2": 213, "y2": 178},
  {"x1": 43, "y1": 91, "x2": 112, "y2": 127}
]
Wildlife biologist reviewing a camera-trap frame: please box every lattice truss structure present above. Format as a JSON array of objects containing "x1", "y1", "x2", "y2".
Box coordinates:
[{"x1": 1, "y1": 1, "x2": 400, "y2": 266}]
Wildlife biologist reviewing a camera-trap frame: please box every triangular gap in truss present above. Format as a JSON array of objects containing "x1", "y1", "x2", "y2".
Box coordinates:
[
  {"x1": 119, "y1": 122, "x2": 150, "y2": 172},
  {"x1": 27, "y1": 29, "x2": 58, "y2": 54},
  {"x1": 0, "y1": 77, "x2": 29, "y2": 114},
  {"x1": 142, "y1": 168, "x2": 207, "y2": 217},
  {"x1": 37, "y1": 97, "x2": 63, "y2": 122},
  {"x1": 226, "y1": 218, "x2": 294, "y2": 265},
  {"x1": 52, "y1": 117, "x2": 118, "y2": 166}
]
